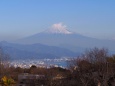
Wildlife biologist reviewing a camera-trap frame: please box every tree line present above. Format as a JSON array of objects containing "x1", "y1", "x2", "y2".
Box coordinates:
[{"x1": 0, "y1": 47, "x2": 115, "y2": 86}]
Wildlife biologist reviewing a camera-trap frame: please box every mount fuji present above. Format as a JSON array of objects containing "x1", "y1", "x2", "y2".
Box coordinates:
[{"x1": 16, "y1": 23, "x2": 115, "y2": 53}]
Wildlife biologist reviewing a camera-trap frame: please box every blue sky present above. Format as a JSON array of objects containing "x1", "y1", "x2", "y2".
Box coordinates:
[{"x1": 0, "y1": 0, "x2": 115, "y2": 41}]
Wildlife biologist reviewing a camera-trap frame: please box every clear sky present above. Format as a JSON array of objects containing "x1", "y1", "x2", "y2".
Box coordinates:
[{"x1": 0, "y1": 0, "x2": 115, "y2": 41}]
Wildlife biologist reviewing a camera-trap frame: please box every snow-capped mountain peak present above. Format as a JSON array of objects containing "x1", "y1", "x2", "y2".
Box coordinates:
[{"x1": 43, "y1": 23, "x2": 73, "y2": 34}]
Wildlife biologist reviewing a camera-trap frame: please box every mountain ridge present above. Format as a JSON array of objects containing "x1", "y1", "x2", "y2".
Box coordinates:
[{"x1": 0, "y1": 41, "x2": 78, "y2": 60}]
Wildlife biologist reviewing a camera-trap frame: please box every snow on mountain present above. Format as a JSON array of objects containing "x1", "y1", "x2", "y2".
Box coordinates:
[{"x1": 43, "y1": 23, "x2": 73, "y2": 34}]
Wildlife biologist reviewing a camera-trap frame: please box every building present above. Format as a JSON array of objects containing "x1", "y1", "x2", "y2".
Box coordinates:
[{"x1": 18, "y1": 73, "x2": 46, "y2": 86}]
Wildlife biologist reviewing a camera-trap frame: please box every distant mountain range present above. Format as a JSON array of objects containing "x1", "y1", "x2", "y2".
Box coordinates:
[{"x1": 0, "y1": 41, "x2": 78, "y2": 60}]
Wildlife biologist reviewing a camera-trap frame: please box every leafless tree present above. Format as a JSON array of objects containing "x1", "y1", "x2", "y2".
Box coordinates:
[
  {"x1": 68, "y1": 48, "x2": 110, "y2": 86},
  {"x1": 0, "y1": 47, "x2": 10, "y2": 77}
]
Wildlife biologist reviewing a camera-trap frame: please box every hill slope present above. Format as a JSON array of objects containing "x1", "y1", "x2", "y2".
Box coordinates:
[{"x1": 0, "y1": 41, "x2": 78, "y2": 60}]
